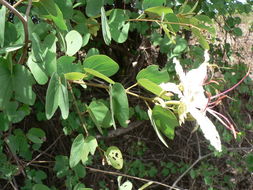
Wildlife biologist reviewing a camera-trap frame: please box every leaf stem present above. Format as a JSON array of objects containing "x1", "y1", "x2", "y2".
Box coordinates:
[
  {"x1": 128, "y1": 18, "x2": 205, "y2": 32},
  {"x1": 68, "y1": 82, "x2": 89, "y2": 136}
]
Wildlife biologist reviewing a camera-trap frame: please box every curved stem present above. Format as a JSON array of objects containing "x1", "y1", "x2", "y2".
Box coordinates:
[{"x1": 0, "y1": 0, "x2": 30, "y2": 65}]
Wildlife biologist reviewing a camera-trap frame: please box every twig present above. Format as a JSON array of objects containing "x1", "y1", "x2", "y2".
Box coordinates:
[
  {"x1": 128, "y1": 18, "x2": 205, "y2": 32},
  {"x1": 26, "y1": 134, "x2": 63, "y2": 167},
  {"x1": 170, "y1": 146, "x2": 253, "y2": 189},
  {"x1": 72, "y1": 80, "x2": 154, "y2": 102},
  {"x1": 86, "y1": 166, "x2": 183, "y2": 190},
  {"x1": 0, "y1": 0, "x2": 30, "y2": 64},
  {"x1": 96, "y1": 120, "x2": 145, "y2": 139},
  {"x1": 68, "y1": 82, "x2": 89, "y2": 136}
]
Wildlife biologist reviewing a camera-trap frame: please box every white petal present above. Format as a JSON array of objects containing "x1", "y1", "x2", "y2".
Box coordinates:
[
  {"x1": 173, "y1": 58, "x2": 186, "y2": 82},
  {"x1": 159, "y1": 82, "x2": 182, "y2": 97},
  {"x1": 185, "y1": 63, "x2": 207, "y2": 87},
  {"x1": 189, "y1": 107, "x2": 222, "y2": 152},
  {"x1": 204, "y1": 50, "x2": 210, "y2": 64}
]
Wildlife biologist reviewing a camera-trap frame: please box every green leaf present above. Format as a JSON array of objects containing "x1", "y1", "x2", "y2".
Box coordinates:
[
  {"x1": 148, "y1": 108, "x2": 169, "y2": 148},
  {"x1": 0, "y1": 44, "x2": 23, "y2": 54},
  {"x1": 136, "y1": 65, "x2": 170, "y2": 84},
  {"x1": 86, "y1": 0, "x2": 104, "y2": 17},
  {"x1": 111, "y1": 83, "x2": 129, "y2": 127},
  {"x1": 84, "y1": 68, "x2": 115, "y2": 84},
  {"x1": 105, "y1": 146, "x2": 123, "y2": 170},
  {"x1": 145, "y1": 6, "x2": 173, "y2": 16},
  {"x1": 192, "y1": 28, "x2": 209, "y2": 50},
  {"x1": 83, "y1": 55, "x2": 119, "y2": 77},
  {"x1": 5, "y1": 101, "x2": 29, "y2": 123},
  {"x1": 165, "y1": 13, "x2": 180, "y2": 33},
  {"x1": 109, "y1": 9, "x2": 130, "y2": 43},
  {"x1": 138, "y1": 78, "x2": 170, "y2": 99},
  {"x1": 64, "y1": 72, "x2": 87, "y2": 80},
  {"x1": 27, "y1": 54, "x2": 48, "y2": 85},
  {"x1": 101, "y1": 7, "x2": 111, "y2": 45},
  {"x1": 86, "y1": 136, "x2": 98, "y2": 155},
  {"x1": 26, "y1": 128, "x2": 46, "y2": 144},
  {"x1": 45, "y1": 73, "x2": 69, "y2": 119},
  {"x1": 57, "y1": 56, "x2": 81, "y2": 74},
  {"x1": 69, "y1": 134, "x2": 86, "y2": 168},
  {"x1": 0, "y1": 5, "x2": 6, "y2": 48},
  {"x1": 0, "y1": 61, "x2": 36, "y2": 108},
  {"x1": 88, "y1": 100, "x2": 112, "y2": 128},
  {"x1": 33, "y1": 184, "x2": 50, "y2": 190},
  {"x1": 152, "y1": 105, "x2": 179, "y2": 140},
  {"x1": 39, "y1": 0, "x2": 67, "y2": 30},
  {"x1": 142, "y1": 0, "x2": 165, "y2": 9},
  {"x1": 54, "y1": 0, "x2": 73, "y2": 19},
  {"x1": 65, "y1": 30, "x2": 83, "y2": 56}
]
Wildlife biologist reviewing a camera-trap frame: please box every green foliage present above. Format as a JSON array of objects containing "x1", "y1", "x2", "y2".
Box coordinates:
[{"x1": 0, "y1": 0, "x2": 252, "y2": 189}]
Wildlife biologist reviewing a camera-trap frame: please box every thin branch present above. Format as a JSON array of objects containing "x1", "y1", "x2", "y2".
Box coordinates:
[
  {"x1": 128, "y1": 18, "x2": 205, "y2": 32},
  {"x1": 71, "y1": 80, "x2": 154, "y2": 102},
  {"x1": 170, "y1": 146, "x2": 253, "y2": 189},
  {"x1": 26, "y1": 134, "x2": 63, "y2": 167},
  {"x1": 86, "y1": 166, "x2": 183, "y2": 190},
  {"x1": 68, "y1": 82, "x2": 89, "y2": 136},
  {"x1": 0, "y1": 0, "x2": 30, "y2": 64},
  {"x1": 25, "y1": 0, "x2": 32, "y2": 19}
]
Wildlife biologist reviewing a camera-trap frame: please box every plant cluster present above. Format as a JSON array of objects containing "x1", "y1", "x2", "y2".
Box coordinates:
[{"x1": 0, "y1": 0, "x2": 252, "y2": 189}]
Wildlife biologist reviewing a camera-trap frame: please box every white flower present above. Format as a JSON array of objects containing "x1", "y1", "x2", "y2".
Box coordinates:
[{"x1": 160, "y1": 52, "x2": 222, "y2": 152}]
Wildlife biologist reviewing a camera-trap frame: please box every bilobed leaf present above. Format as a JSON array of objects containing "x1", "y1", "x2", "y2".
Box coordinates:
[
  {"x1": 89, "y1": 100, "x2": 112, "y2": 128},
  {"x1": 148, "y1": 109, "x2": 169, "y2": 148},
  {"x1": 0, "y1": 5, "x2": 6, "y2": 48},
  {"x1": 136, "y1": 65, "x2": 170, "y2": 84},
  {"x1": 45, "y1": 73, "x2": 69, "y2": 119},
  {"x1": 83, "y1": 55, "x2": 119, "y2": 77},
  {"x1": 84, "y1": 68, "x2": 115, "y2": 84},
  {"x1": 45, "y1": 73, "x2": 60, "y2": 119},
  {"x1": 111, "y1": 83, "x2": 129, "y2": 127},
  {"x1": 142, "y1": 0, "x2": 165, "y2": 9},
  {"x1": 57, "y1": 74, "x2": 69, "y2": 120},
  {"x1": 86, "y1": 136, "x2": 98, "y2": 155},
  {"x1": 86, "y1": 0, "x2": 104, "y2": 17},
  {"x1": 65, "y1": 30, "x2": 83, "y2": 56},
  {"x1": 54, "y1": 0, "x2": 73, "y2": 19},
  {"x1": 64, "y1": 72, "x2": 86, "y2": 80},
  {"x1": 39, "y1": 0, "x2": 67, "y2": 30},
  {"x1": 12, "y1": 65, "x2": 36, "y2": 105},
  {"x1": 152, "y1": 105, "x2": 179, "y2": 140},
  {"x1": 109, "y1": 9, "x2": 130, "y2": 43},
  {"x1": 105, "y1": 146, "x2": 123, "y2": 170},
  {"x1": 145, "y1": 6, "x2": 173, "y2": 16},
  {"x1": 27, "y1": 54, "x2": 48, "y2": 85},
  {"x1": 101, "y1": 7, "x2": 111, "y2": 45},
  {"x1": 69, "y1": 134, "x2": 86, "y2": 168},
  {"x1": 0, "y1": 61, "x2": 13, "y2": 108},
  {"x1": 43, "y1": 33, "x2": 57, "y2": 76}
]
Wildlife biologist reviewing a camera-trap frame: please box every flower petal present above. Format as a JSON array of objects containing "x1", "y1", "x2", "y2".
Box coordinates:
[
  {"x1": 159, "y1": 82, "x2": 182, "y2": 97},
  {"x1": 173, "y1": 58, "x2": 186, "y2": 82},
  {"x1": 189, "y1": 107, "x2": 222, "y2": 152}
]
